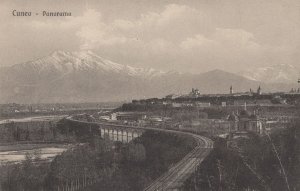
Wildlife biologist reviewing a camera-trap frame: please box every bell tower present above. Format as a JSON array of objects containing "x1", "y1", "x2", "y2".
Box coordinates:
[{"x1": 257, "y1": 86, "x2": 261, "y2": 95}]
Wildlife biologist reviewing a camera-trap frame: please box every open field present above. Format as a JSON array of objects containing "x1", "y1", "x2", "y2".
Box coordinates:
[{"x1": 0, "y1": 143, "x2": 72, "y2": 164}]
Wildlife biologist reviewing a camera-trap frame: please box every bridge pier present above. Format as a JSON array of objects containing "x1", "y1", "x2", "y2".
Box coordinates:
[
  {"x1": 109, "y1": 129, "x2": 113, "y2": 140},
  {"x1": 123, "y1": 130, "x2": 128, "y2": 143},
  {"x1": 133, "y1": 131, "x2": 138, "y2": 139},
  {"x1": 113, "y1": 129, "x2": 117, "y2": 141},
  {"x1": 116, "y1": 129, "x2": 119, "y2": 141},
  {"x1": 128, "y1": 131, "x2": 133, "y2": 142},
  {"x1": 120, "y1": 129, "x2": 123, "y2": 142},
  {"x1": 117, "y1": 129, "x2": 122, "y2": 142}
]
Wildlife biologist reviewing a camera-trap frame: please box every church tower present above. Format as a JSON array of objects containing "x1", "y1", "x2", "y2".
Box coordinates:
[
  {"x1": 230, "y1": 85, "x2": 233, "y2": 94},
  {"x1": 257, "y1": 86, "x2": 261, "y2": 95}
]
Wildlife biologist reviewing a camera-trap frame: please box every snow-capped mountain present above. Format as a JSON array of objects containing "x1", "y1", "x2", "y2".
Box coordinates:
[
  {"x1": 0, "y1": 50, "x2": 175, "y2": 103},
  {"x1": 241, "y1": 64, "x2": 300, "y2": 84},
  {"x1": 13, "y1": 50, "x2": 165, "y2": 79}
]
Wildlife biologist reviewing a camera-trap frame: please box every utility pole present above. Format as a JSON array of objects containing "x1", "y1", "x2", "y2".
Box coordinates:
[{"x1": 217, "y1": 160, "x2": 223, "y2": 191}]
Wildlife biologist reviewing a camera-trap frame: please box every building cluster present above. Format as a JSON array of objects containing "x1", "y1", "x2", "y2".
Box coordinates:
[
  {"x1": 180, "y1": 85, "x2": 264, "y2": 101},
  {"x1": 289, "y1": 88, "x2": 300, "y2": 93},
  {"x1": 99, "y1": 112, "x2": 171, "y2": 127},
  {"x1": 227, "y1": 110, "x2": 263, "y2": 134},
  {"x1": 0, "y1": 103, "x2": 33, "y2": 114},
  {"x1": 149, "y1": 85, "x2": 300, "y2": 107},
  {"x1": 189, "y1": 88, "x2": 201, "y2": 98},
  {"x1": 124, "y1": 85, "x2": 299, "y2": 137}
]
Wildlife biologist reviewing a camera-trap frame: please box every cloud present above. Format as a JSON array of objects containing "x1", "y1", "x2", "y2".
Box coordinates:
[
  {"x1": 72, "y1": 4, "x2": 206, "y2": 49},
  {"x1": 51, "y1": 5, "x2": 197, "y2": 50},
  {"x1": 214, "y1": 28, "x2": 260, "y2": 50},
  {"x1": 145, "y1": 4, "x2": 201, "y2": 27},
  {"x1": 180, "y1": 28, "x2": 261, "y2": 52},
  {"x1": 180, "y1": 34, "x2": 216, "y2": 49},
  {"x1": 177, "y1": 28, "x2": 268, "y2": 71},
  {"x1": 73, "y1": 9, "x2": 128, "y2": 48},
  {"x1": 27, "y1": 9, "x2": 129, "y2": 49},
  {"x1": 57, "y1": 5, "x2": 285, "y2": 72}
]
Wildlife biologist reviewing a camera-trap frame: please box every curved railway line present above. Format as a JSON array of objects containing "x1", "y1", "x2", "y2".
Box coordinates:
[
  {"x1": 67, "y1": 117, "x2": 213, "y2": 191},
  {"x1": 143, "y1": 132, "x2": 213, "y2": 191}
]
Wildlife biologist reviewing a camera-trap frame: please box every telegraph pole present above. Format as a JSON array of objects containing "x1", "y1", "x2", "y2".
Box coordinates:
[{"x1": 297, "y1": 78, "x2": 300, "y2": 93}]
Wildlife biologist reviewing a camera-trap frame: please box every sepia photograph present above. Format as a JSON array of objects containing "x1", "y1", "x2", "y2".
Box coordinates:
[{"x1": 0, "y1": 0, "x2": 300, "y2": 190}]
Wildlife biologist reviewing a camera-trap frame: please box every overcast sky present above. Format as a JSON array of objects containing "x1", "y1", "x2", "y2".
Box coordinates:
[{"x1": 0, "y1": 0, "x2": 299, "y2": 73}]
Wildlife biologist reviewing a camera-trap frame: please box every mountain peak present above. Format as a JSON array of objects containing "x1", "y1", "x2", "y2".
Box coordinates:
[
  {"x1": 50, "y1": 50, "x2": 99, "y2": 60},
  {"x1": 9, "y1": 50, "x2": 169, "y2": 79}
]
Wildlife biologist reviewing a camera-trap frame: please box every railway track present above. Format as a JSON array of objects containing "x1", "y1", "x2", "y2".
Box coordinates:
[
  {"x1": 66, "y1": 118, "x2": 213, "y2": 191},
  {"x1": 143, "y1": 133, "x2": 213, "y2": 191}
]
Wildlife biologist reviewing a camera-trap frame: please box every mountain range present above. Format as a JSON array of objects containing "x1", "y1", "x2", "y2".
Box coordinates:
[{"x1": 0, "y1": 50, "x2": 298, "y2": 103}]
